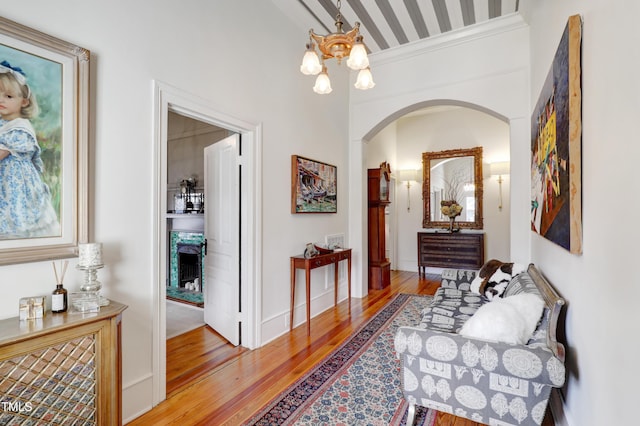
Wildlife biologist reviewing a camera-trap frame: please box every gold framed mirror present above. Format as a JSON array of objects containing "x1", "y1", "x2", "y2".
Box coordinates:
[{"x1": 422, "y1": 147, "x2": 483, "y2": 229}]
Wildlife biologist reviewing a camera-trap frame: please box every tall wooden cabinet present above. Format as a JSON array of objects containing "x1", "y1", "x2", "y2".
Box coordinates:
[
  {"x1": 0, "y1": 301, "x2": 127, "y2": 425},
  {"x1": 368, "y1": 162, "x2": 391, "y2": 290}
]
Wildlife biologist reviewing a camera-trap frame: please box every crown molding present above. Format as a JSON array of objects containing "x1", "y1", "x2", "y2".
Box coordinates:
[{"x1": 369, "y1": 13, "x2": 528, "y2": 66}]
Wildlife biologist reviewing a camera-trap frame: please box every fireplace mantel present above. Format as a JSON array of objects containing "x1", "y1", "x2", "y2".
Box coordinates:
[
  {"x1": 167, "y1": 214, "x2": 204, "y2": 233},
  {"x1": 166, "y1": 213, "x2": 204, "y2": 219}
]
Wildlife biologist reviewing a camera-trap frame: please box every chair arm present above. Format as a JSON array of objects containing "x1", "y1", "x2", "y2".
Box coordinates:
[
  {"x1": 441, "y1": 268, "x2": 478, "y2": 291},
  {"x1": 394, "y1": 326, "x2": 565, "y2": 388}
]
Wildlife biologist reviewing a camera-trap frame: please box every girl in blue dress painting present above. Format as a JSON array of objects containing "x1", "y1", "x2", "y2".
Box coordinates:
[{"x1": 0, "y1": 61, "x2": 59, "y2": 239}]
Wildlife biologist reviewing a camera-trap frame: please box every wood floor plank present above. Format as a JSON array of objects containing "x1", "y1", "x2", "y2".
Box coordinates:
[
  {"x1": 165, "y1": 325, "x2": 249, "y2": 396},
  {"x1": 129, "y1": 271, "x2": 554, "y2": 426}
]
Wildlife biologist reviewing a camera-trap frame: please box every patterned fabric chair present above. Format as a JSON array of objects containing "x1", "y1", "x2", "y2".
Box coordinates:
[{"x1": 394, "y1": 264, "x2": 566, "y2": 425}]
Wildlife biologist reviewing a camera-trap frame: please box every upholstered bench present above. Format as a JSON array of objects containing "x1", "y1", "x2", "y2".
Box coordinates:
[{"x1": 394, "y1": 264, "x2": 566, "y2": 426}]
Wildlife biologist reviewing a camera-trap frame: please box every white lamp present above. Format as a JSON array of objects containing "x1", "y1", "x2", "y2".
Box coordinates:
[
  {"x1": 398, "y1": 169, "x2": 422, "y2": 212},
  {"x1": 490, "y1": 162, "x2": 510, "y2": 211},
  {"x1": 77, "y1": 242, "x2": 109, "y2": 306}
]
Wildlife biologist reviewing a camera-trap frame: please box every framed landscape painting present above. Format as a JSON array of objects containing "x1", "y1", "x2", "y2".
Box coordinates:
[
  {"x1": 530, "y1": 15, "x2": 582, "y2": 254},
  {"x1": 291, "y1": 155, "x2": 337, "y2": 214},
  {"x1": 0, "y1": 17, "x2": 89, "y2": 265}
]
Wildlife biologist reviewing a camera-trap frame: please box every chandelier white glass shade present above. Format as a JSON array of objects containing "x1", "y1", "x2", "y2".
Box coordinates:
[
  {"x1": 354, "y1": 67, "x2": 375, "y2": 90},
  {"x1": 313, "y1": 65, "x2": 333, "y2": 94},
  {"x1": 300, "y1": 0, "x2": 374, "y2": 94},
  {"x1": 300, "y1": 45, "x2": 322, "y2": 75},
  {"x1": 346, "y1": 36, "x2": 369, "y2": 70}
]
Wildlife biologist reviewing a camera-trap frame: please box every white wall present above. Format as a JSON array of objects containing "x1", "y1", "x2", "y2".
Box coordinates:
[
  {"x1": 349, "y1": 15, "x2": 531, "y2": 296},
  {"x1": 0, "y1": 1, "x2": 351, "y2": 422},
  {"x1": 365, "y1": 121, "x2": 397, "y2": 169},
  {"x1": 529, "y1": 1, "x2": 640, "y2": 425},
  {"x1": 367, "y1": 107, "x2": 511, "y2": 272},
  {"x1": 166, "y1": 113, "x2": 226, "y2": 212}
]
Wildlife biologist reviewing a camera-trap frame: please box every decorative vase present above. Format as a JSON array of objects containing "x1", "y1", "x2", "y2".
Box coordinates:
[{"x1": 449, "y1": 216, "x2": 456, "y2": 233}]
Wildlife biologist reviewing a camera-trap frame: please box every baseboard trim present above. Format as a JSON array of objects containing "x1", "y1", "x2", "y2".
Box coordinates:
[{"x1": 122, "y1": 373, "x2": 154, "y2": 423}]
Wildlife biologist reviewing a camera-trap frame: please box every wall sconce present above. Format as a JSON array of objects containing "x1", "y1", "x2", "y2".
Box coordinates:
[
  {"x1": 398, "y1": 169, "x2": 422, "y2": 212},
  {"x1": 490, "y1": 162, "x2": 510, "y2": 211}
]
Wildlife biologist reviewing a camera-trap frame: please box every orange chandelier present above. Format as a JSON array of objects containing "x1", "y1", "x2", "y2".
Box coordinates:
[{"x1": 299, "y1": 0, "x2": 375, "y2": 94}]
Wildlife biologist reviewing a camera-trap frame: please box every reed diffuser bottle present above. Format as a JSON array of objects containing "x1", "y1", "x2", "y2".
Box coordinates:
[{"x1": 51, "y1": 260, "x2": 69, "y2": 313}]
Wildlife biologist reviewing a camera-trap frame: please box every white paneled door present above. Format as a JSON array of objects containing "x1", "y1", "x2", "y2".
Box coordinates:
[{"x1": 204, "y1": 134, "x2": 240, "y2": 346}]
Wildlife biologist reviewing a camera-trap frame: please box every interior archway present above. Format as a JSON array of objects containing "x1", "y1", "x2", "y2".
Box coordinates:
[
  {"x1": 349, "y1": 99, "x2": 521, "y2": 298},
  {"x1": 361, "y1": 100, "x2": 509, "y2": 142},
  {"x1": 364, "y1": 103, "x2": 511, "y2": 278}
]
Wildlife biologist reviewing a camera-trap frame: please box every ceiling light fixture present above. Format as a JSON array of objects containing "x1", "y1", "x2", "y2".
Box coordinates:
[{"x1": 299, "y1": 0, "x2": 375, "y2": 94}]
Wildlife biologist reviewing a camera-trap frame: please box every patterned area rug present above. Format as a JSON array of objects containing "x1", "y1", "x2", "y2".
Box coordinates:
[{"x1": 245, "y1": 294, "x2": 437, "y2": 426}]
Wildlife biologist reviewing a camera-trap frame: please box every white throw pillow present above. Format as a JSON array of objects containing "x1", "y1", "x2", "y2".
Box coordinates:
[{"x1": 459, "y1": 293, "x2": 545, "y2": 345}]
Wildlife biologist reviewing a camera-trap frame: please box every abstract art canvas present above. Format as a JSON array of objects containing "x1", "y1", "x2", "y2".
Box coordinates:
[{"x1": 530, "y1": 15, "x2": 582, "y2": 254}]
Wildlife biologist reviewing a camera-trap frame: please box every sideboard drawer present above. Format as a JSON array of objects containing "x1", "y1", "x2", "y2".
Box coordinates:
[
  {"x1": 311, "y1": 255, "x2": 336, "y2": 268},
  {"x1": 417, "y1": 232, "x2": 484, "y2": 274},
  {"x1": 335, "y1": 250, "x2": 350, "y2": 261}
]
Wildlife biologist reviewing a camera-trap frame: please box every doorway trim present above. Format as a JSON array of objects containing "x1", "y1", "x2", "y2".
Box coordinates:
[{"x1": 151, "y1": 80, "x2": 262, "y2": 405}]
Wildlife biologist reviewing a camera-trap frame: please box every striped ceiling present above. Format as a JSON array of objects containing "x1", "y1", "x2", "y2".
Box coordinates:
[{"x1": 292, "y1": 0, "x2": 520, "y2": 54}]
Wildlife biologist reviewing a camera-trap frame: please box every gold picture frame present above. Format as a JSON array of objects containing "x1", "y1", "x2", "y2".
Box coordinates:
[
  {"x1": 0, "y1": 16, "x2": 89, "y2": 265},
  {"x1": 422, "y1": 147, "x2": 484, "y2": 230}
]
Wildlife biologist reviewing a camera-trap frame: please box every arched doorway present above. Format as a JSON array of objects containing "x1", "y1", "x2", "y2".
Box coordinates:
[
  {"x1": 363, "y1": 103, "x2": 511, "y2": 277},
  {"x1": 349, "y1": 97, "x2": 529, "y2": 299}
]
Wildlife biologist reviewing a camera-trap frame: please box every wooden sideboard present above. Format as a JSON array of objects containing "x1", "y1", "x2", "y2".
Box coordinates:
[
  {"x1": 417, "y1": 232, "x2": 485, "y2": 275},
  {"x1": 0, "y1": 301, "x2": 127, "y2": 425}
]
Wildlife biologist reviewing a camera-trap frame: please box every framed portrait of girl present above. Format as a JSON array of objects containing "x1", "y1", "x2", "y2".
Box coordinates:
[{"x1": 0, "y1": 16, "x2": 89, "y2": 265}]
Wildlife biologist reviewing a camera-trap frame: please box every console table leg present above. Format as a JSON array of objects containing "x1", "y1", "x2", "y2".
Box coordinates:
[
  {"x1": 290, "y1": 259, "x2": 295, "y2": 331},
  {"x1": 334, "y1": 261, "x2": 339, "y2": 307},
  {"x1": 347, "y1": 258, "x2": 352, "y2": 312},
  {"x1": 306, "y1": 267, "x2": 311, "y2": 336}
]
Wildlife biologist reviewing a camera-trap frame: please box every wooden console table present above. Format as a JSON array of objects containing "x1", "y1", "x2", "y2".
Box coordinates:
[
  {"x1": 290, "y1": 249, "x2": 352, "y2": 335},
  {"x1": 418, "y1": 232, "x2": 484, "y2": 275},
  {"x1": 0, "y1": 301, "x2": 127, "y2": 425}
]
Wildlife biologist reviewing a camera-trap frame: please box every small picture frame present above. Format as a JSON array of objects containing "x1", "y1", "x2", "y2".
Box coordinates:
[{"x1": 291, "y1": 155, "x2": 337, "y2": 214}]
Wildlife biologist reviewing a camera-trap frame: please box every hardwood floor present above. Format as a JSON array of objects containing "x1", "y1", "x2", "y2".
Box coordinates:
[
  {"x1": 166, "y1": 325, "x2": 248, "y2": 397},
  {"x1": 129, "y1": 271, "x2": 553, "y2": 425}
]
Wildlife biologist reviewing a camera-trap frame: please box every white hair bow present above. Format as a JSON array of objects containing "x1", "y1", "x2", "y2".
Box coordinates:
[{"x1": 0, "y1": 62, "x2": 27, "y2": 86}]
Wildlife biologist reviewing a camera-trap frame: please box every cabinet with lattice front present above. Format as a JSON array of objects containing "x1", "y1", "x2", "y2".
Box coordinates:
[{"x1": 0, "y1": 301, "x2": 126, "y2": 425}]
